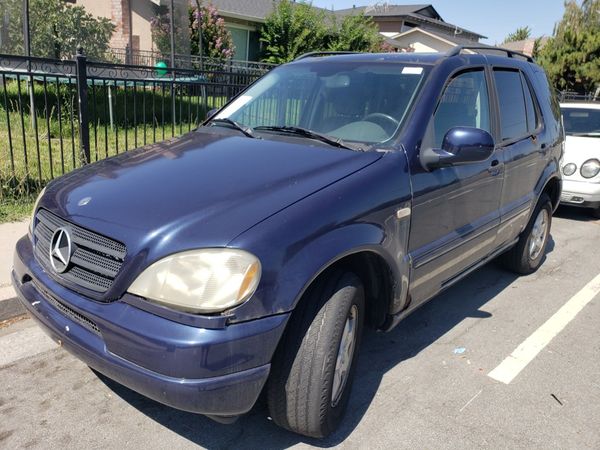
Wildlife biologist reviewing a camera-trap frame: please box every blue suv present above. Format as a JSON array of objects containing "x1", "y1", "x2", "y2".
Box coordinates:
[{"x1": 13, "y1": 47, "x2": 563, "y2": 438}]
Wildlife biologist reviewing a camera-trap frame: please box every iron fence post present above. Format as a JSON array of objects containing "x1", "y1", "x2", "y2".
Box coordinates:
[{"x1": 75, "y1": 47, "x2": 91, "y2": 165}]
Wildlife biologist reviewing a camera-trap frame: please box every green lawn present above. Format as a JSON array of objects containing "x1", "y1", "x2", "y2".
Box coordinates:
[{"x1": 0, "y1": 196, "x2": 34, "y2": 223}]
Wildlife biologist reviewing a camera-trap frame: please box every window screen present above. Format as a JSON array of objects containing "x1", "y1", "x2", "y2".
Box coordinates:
[{"x1": 494, "y1": 69, "x2": 527, "y2": 141}]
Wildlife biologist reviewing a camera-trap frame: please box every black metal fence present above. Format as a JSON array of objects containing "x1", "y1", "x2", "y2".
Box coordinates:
[
  {"x1": 105, "y1": 47, "x2": 277, "y2": 74},
  {"x1": 0, "y1": 50, "x2": 270, "y2": 198}
]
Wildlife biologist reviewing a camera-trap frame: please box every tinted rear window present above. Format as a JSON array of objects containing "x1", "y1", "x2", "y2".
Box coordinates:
[{"x1": 494, "y1": 69, "x2": 527, "y2": 141}]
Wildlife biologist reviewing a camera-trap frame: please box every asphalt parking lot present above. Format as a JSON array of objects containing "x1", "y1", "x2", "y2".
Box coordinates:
[{"x1": 0, "y1": 206, "x2": 599, "y2": 449}]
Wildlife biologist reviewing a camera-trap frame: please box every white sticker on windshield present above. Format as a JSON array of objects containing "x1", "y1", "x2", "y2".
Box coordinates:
[
  {"x1": 217, "y1": 95, "x2": 253, "y2": 117},
  {"x1": 402, "y1": 67, "x2": 424, "y2": 75}
]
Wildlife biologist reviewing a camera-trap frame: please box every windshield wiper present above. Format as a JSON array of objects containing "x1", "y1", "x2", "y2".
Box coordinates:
[
  {"x1": 254, "y1": 126, "x2": 364, "y2": 151},
  {"x1": 208, "y1": 118, "x2": 257, "y2": 139}
]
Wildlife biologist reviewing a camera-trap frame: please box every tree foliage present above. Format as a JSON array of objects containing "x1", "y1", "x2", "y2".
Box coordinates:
[
  {"x1": 259, "y1": 0, "x2": 328, "y2": 63},
  {"x1": 503, "y1": 26, "x2": 532, "y2": 43},
  {"x1": 0, "y1": 0, "x2": 114, "y2": 59},
  {"x1": 260, "y1": 1, "x2": 385, "y2": 63},
  {"x1": 328, "y1": 13, "x2": 384, "y2": 52},
  {"x1": 537, "y1": 0, "x2": 600, "y2": 93}
]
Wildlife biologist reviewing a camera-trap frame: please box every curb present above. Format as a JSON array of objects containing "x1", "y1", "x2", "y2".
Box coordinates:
[{"x1": 0, "y1": 297, "x2": 26, "y2": 322}]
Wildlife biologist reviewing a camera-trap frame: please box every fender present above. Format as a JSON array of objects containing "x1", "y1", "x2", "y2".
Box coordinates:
[{"x1": 228, "y1": 151, "x2": 413, "y2": 323}]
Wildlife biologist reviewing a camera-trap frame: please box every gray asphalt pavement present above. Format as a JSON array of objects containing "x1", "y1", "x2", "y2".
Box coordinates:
[{"x1": 0, "y1": 207, "x2": 599, "y2": 449}]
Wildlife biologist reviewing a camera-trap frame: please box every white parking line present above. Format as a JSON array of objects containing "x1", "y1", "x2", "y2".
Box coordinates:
[{"x1": 488, "y1": 272, "x2": 600, "y2": 384}]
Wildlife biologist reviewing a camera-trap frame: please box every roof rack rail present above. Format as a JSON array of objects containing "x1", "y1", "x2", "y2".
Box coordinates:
[
  {"x1": 294, "y1": 51, "x2": 357, "y2": 61},
  {"x1": 448, "y1": 45, "x2": 535, "y2": 63}
]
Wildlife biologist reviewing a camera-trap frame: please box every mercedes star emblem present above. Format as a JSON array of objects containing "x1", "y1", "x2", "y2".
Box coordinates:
[{"x1": 49, "y1": 227, "x2": 72, "y2": 273}]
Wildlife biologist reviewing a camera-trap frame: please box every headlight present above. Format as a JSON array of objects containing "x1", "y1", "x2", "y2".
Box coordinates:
[
  {"x1": 29, "y1": 186, "x2": 46, "y2": 235},
  {"x1": 128, "y1": 249, "x2": 261, "y2": 313},
  {"x1": 562, "y1": 163, "x2": 577, "y2": 176},
  {"x1": 581, "y1": 159, "x2": 600, "y2": 179}
]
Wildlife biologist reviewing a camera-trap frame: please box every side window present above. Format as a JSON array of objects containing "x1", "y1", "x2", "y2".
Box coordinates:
[
  {"x1": 494, "y1": 69, "x2": 528, "y2": 141},
  {"x1": 432, "y1": 69, "x2": 491, "y2": 147},
  {"x1": 521, "y1": 73, "x2": 538, "y2": 133}
]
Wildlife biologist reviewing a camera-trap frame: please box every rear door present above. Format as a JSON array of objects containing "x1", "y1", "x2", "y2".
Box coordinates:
[
  {"x1": 492, "y1": 68, "x2": 545, "y2": 246},
  {"x1": 408, "y1": 67, "x2": 503, "y2": 305}
]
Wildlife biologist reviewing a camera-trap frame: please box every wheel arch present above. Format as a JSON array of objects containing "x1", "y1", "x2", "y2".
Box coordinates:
[
  {"x1": 291, "y1": 248, "x2": 398, "y2": 331},
  {"x1": 542, "y1": 175, "x2": 561, "y2": 212},
  {"x1": 534, "y1": 157, "x2": 561, "y2": 212}
]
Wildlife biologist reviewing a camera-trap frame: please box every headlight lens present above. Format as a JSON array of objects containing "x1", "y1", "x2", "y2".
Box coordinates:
[
  {"x1": 128, "y1": 249, "x2": 261, "y2": 313},
  {"x1": 29, "y1": 186, "x2": 46, "y2": 235},
  {"x1": 580, "y1": 159, "x2": 600, "y2": 179},
  {"x1": 562, "y1": 163, "x2": 577, "y2": 176}
]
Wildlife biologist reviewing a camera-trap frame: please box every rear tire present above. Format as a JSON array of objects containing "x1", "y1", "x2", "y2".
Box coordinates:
[
  {"x1": 267, "y1": 270, "x2": 365, "y2": 438},
  {"x1": 502, "y1": 194, "x2": 552, "y2": 274}
]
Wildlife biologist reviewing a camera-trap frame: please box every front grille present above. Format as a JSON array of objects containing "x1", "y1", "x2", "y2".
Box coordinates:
[{"x1": 33, "y1": 209, "x2": 126, "y2": 296}]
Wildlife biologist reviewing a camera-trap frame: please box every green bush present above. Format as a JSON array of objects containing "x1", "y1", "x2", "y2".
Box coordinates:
[
  {"x1": 259, "y1": 1, "x2": 385, "y2": 63},
  {"x1": 0, "y1": 79, "x2": 211, "y2": 131}
]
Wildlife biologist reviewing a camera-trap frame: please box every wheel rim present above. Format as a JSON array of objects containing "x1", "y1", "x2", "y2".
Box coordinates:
[
  {"x1": 528, "y1": 209, "x2": 549, "y2": 261},
  {"x1": 331, "y1": 304, "x2": 358, "y2": 408}
]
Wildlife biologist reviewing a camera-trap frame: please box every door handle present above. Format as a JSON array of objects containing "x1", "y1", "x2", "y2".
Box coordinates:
[{"x1": 488, "y1": 159, "x2": 502, "y2": 176}]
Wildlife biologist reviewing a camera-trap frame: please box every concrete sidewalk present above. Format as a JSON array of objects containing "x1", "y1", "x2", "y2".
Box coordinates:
[{"x1": 0, "y1": 219, "x2": 29, "y2": 319}]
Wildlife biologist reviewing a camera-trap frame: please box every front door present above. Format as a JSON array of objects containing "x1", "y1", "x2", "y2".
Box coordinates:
[{"x1": 408, "y1": 67, "x2": 504, "y2": 305}]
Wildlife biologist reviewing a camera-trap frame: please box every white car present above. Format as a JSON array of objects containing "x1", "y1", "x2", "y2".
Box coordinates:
[{"x1": 560, "y1": 101, "x2": 600, "y2": 218}]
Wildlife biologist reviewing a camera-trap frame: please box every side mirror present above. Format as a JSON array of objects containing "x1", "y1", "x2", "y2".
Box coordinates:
[
  {"x1": 421, "y1": 126, "x2": 495, "y2": 170},
  {"x1": 205, "y1": 108, "x2": 218, "y2": 121}
]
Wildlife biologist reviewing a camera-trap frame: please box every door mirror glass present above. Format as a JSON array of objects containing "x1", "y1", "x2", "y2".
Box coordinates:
[{"x1": 422, "y1": 126, "x2": 495, "y2": 169}]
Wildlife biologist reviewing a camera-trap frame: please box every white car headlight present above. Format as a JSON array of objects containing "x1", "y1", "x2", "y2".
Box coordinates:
[
  {"x1": 562, "y1": 163, "x2": 577, "y2": 176},
  {"x1": 580, "y1": 159, "x2": 600, "y2": 179},
  {"x1": 128, "y1": 249, "x2": 261, "y2": 313},
  {"x1": 29, "y1": 186, "x2": 46, "y2": 236}
]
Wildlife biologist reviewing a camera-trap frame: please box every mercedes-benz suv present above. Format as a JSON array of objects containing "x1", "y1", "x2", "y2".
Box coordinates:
[{"x1": 13, "y1": 47, "x2": 563, "y2": 438}]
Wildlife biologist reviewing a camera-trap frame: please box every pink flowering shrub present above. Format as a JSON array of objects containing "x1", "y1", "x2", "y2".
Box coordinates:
[
  {"x1": 190, "y1": 2, "x2": 235, "y2": 59},
  {"x1": 150, "y1": 2, "x2": 234, "y2": 60}
]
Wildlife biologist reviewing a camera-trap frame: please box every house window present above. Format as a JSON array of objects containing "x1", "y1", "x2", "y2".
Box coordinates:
[{"x1": 226, "y1": 26, "x2": 249, "y2": 61}]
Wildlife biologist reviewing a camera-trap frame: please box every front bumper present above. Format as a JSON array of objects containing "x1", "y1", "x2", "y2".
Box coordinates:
[
  {"x1": 12, "y1": 236, "x2": 289, "y2": 417},
  {"x1": 560, "y1": 179, "x2": 600, "y2": 209}
]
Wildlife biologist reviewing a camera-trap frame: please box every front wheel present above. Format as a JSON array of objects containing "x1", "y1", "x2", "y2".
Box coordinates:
[
  {"x1": 502, "y1": 194, "x2": 552, "y2": 274},
  {"x1": 591, "y1": 207, "x2": 600, "y2": 219},
  {"x1": 267, "y1": 271, "x2": 365, "y2": 438}
]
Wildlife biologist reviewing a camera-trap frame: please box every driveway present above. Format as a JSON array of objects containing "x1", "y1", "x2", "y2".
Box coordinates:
[{"x1": 0, "y1": 208, "x2": 598, "y2": 449}]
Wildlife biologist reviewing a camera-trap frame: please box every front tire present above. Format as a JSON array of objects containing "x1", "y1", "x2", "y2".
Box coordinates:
[
  {"x1": 267, "y1": 270, "x2": 365, "y2": 438},
  {"x1": 591, "y1": 207, "x2": 600, "y2": 219},
  {"x1": 502, "y1": 194, "x2": 552, "y2": 274}
]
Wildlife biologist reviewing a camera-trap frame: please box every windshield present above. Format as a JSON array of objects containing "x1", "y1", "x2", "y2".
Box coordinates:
[
  {"x1": 561, "y1": 107, "x2": 600, "y2": 136},
  {"x1": 214, "y1": 61, "x2": 429, "y2": 145}
]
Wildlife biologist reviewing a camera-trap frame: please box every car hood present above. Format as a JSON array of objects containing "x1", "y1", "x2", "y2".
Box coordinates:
[
  {"x1": 562, "y1": 135, "x2": 600, "y2": 182},
  {"x1": 564, "y1": 135, "x2": 600, "y2": 163},
  {"x1": 41, "y1": 131, "x2": 382, "y2": 258}
]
